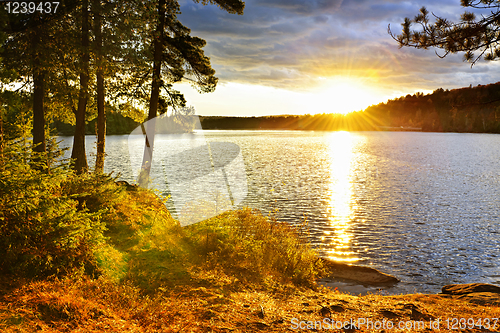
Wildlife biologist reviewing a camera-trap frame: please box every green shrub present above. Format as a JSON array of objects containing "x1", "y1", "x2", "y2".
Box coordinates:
[{"x1": 0, "y1": 139, "x2": 120, "y2": 278}]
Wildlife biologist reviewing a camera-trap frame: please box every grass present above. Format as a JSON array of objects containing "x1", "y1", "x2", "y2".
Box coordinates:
[
  {"x1": 0, "y1": 185, "x2": 499, "y2": 332},
  {"x1": 1, "y1": 277, "x2": 499, "y2": 332}
]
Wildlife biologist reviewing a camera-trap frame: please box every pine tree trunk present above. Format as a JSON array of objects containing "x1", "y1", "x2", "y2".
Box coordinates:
[
  {"x1": 138, "y1": 0, "x2": 165, "y2": 187},
  {"x1": 32, "y1": 28, "x2": 46, "y2": 157},
  {"x1": 72, "y1": 0, "x2": 89, "y2": 173},
  {"x1": 0, "y1": 101, "x2": 4, "y2": 171},
  {"x1": 93, "y1": 0, "x2": 105, "y2": 173}
]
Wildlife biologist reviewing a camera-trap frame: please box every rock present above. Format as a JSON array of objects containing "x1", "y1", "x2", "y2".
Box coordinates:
[
  {"x1": 402, "y1": 303, "x2": 417, "y2": 310},
  {"x1": 410, "y1": 308, "x2": 434, "y2": 321},
  {"x1": 319, "y1": 258, "x2": 399, "y2": 285},
  {"x1": 457, "y1": 292, "x2": 500, "y2": 306},
  {"x1": 320, "y1": 306, "x2": 331, "y2": 317},
  {"x1": 440, "y1": 283, "x2": 500, "y2": 306},
  {"x1": 441, "y1": 283, "x2": 500, "y2": 295},
  {"x1": 330, "y1": 305, "x2": 345, "y2": 312},
  {"x1": 379, "y1": 310, "x2": 400, "y2": 319},
  {"x1": 116, "y1": 180, "x2": 138, "y2": 191}
]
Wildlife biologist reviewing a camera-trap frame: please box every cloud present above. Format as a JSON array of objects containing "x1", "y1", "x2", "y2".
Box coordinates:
[
  {"x1": 253, "y1": 0, "x2": 344, "y2": 15},
  {"x1": 177, "y1": 0, "x2": 500, "y2": 99}
]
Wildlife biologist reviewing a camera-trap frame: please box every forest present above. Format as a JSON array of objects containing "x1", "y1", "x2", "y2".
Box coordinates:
[
  {"x1": 362, "y1": 82, "x2": 500, "y2": 133},
  {"x1": 199, "y1": 82, "x2": 500, "y2": 133},
  {"x1": 5, "y1": 76, "x2": 500, "y2": 140},
  {"x1": 1, "y1": 0, "x2": 237, "y2": 174},
  {"x1": 42, "y1": 80, "x2": 500, "y2": 135}
]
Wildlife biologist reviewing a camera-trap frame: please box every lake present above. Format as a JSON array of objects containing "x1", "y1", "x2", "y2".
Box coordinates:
[{"x1": 58, "y1": 130, "x2": 500, "y2": 294}]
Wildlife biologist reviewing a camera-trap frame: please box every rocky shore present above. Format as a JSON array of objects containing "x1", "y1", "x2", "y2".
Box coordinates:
[
  {"x1": 318, "y1": 258, "x2": 500, "y2": 307},
  {"x1": 439, "y1": 283, "x2": 500, "y2": 306},
  {"x1": 319, "y1": 258, "x2": 400, "y2": 285}
]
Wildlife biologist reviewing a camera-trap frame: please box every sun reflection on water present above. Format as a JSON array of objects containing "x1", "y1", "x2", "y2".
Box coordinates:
[{"x1": 325, "y1": 131, "x2": 358, "y2": 262}]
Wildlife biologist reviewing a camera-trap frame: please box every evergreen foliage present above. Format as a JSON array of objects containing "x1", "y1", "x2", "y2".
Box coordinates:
[
  {"x1": 0, "y1": 90, "x2": 32, "y2": 140},
  {"x1": 52, "y1": 112, "x2": 141, "y2": 136},
  {"x1": 362, "y1": 82, "x2": 500, "y2": 132},
  {"x1": 0, "y1": 0, "x2": 245, "y2": 173},
  {"x1": 0, "y1": 138, "x2": 122, "y2": 278},
  {"x1": 389, "y1": 0, "x2": 500, "y2": 65}
]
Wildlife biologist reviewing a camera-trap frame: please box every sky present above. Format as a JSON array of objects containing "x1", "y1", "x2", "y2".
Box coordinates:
[{"x1": 175, "y1": 0, "x2": 500, "y2": 116}]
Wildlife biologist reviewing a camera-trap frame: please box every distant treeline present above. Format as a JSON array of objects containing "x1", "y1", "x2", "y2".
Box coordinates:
[
  {"x1": 53, "y1": 111, "x2": 200, "y2": 136},
  {"x1": 200, "y1": 82, "x2": 500, "y2": 133},
  {"x1": 54, "y1": 112, "x2": 141, "y2": 136},
  {"x1": 53, "y1": 82, "x2": 500, "y2": 134},
  {"x1": 363, "y1": 82, "x2": 500, "y2": 133},
  {"x1": 198, "y1": 114, "x2": 367, "y2": 131}
]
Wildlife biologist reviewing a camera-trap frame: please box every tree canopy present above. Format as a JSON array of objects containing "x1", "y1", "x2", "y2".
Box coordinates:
[
  {"x1": 1, "y1": 0, "x2": 244, "y2": 173},
  {"x1": 389, "y1": 0, "x2": 500, "y2": 65}
]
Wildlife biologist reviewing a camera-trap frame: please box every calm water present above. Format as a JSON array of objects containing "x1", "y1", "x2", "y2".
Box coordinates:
[{"x1": 59, "y1": 131, "x2": 500, "y2": 294}]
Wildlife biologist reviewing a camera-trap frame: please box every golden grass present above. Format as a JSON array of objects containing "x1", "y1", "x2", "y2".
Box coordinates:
[
  {"x1": 1, "y1": 187, "x2": 498, "y2": 332},
  {"x1": 1, "y1": 277, "x2": 499, "y2": 332}
]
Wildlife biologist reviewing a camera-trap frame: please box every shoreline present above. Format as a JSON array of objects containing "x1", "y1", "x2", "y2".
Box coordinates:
[
  {"x1": 2, "y1": 170, "x2": 498, "y2": 332},
  {"x1": 319, "y1": 258, "x2": 400, "y2": 286},
  {"x1": 317, "y1": 258, "x2": 500, "y2": 299},
  {"x1": 2, "y1": 277, "x2": 499, "y2": 332}
]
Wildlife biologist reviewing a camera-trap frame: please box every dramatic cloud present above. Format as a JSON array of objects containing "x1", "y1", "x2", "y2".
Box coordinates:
[
  {"x1": 176, "y1": 0, "x2": 500, "y2": 114},
  {"x1": 253, "y1": 0, "x2": 344, "y2": 15}
]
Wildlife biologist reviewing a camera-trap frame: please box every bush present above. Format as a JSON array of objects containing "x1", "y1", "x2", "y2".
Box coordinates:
[
  {"x1": 0, "y1": 139, "x2": 120, "y2": 278},
  {"x1": 186, "y1": 208, "x2": 321, "y2": 288}
]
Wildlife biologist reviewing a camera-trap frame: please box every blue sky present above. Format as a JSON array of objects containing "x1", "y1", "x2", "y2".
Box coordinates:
[{"x1": 175, "y1": 0, "x2": 500, "y2": 116}]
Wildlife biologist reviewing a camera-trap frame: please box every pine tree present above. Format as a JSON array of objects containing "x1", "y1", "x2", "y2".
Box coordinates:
[
  {"x1": 93, "y1": 0, "x2": 105, "y2": 173},
  {"x1": 71, "y1": 0, "x2": 91, "y2": 173},
  {"x1": 1, "y1": 1, "x2": 80, "y2": 164},
  {"x1": 2, "y1": 0, "x2": 245, "y2": 177},
  {"x1": 389, "y1": 0, "x2": 500, "y2": 65},
  {"x1": 138, "y1": 0, "x2": 244, "y2": 187}
]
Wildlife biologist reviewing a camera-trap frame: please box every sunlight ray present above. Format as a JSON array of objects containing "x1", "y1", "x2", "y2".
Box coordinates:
[{"x1": 325, "y1": 131, "x2": 358, "y2": 262}]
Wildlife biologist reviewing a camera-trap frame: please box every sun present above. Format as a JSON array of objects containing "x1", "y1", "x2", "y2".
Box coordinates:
[{"x1": 311, "y1": 77, "x2": 381, "y2": 115}]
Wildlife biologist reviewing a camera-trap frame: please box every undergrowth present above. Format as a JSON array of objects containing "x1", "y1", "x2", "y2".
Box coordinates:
[
  {"x1": 1, "y1": 138, "x2": 499, "y2": 332},
  {"x1": 0, "y1": 136, "x2": 326, "y2": 331},
  {"x1": 185, "y1": 208, "x2": 321, "y2": 289},
  {"x1": 0, "y1": 136, "x2": 322, "y2": 288},
  {"x1": 0, "y1": 138, "x2": 122, "y2": 279}
]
